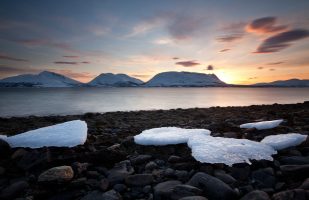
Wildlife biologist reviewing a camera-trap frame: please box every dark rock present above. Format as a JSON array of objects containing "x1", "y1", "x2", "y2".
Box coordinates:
[
  {"x1": 81, "y1": 190, "x2": 122, "y2": 200},
  {"x1": 252, "y1": 168, "x2": 276, "y2": 189},
  {"x1": 125, "y1": 174, "x2": 153, "y2": 186},
  {"x1": 279, "y1": 156, "x2": 309, "y2": 165},
  {"x1": 69, "y1": 177, "x2": 87, "y2": 188},
  {"x1": 154, "y1": 180, "x2": 181, "y2": 200},
  {"x1": 143, "y1": 185, "x2": 152, "y2": 193},
  {"x1": 16, "y1": 150, "x2": 49, "y2": 171},
  {"x1": 223, "y1": 132, "x2": 239, "y2": 138},
  {"x1": 240, "y1": 190, "x2": 270, "y2": 200},
  {"x1": 100, "y1": 178, "x2": 110, "y2": 191},
  {"x1": 71, "y1": 162, "x2": 89, "y2": 175},
  {"x1": 280, "y1": 164, "x2": 309, "y2": 178},
  {"x1": 86, "y1": 179, "x2": 100, "y2": 188},
  {"x1": 229, "y1": 166, "x2": 251, "y2": 181},
  {"x1": 171, "y1": 184, "x2": 202, "y2": 200},
  {"x1": 130, "y1": 154, "x2": 152, "y2": 165},
  {"x1": 272, "y1": 189, "x2": 308, "y2": 200},
  {"x1": 145, "y1": 161, "x2": 159, "y2": 171},
  {"x1": 179, "y1": 196, "x2": 208, "y2": 200},
  {"x1": 175, "y1": 170, "x2": 189, "y2": 182},
  {"x1": 187, "y1": 172, "x2": 237, "y2": 200},
  {"x1": 107, "y1": 160, "x2": 134, "y2": 185},
  {"x1": 0, "y1": 181, "x2": 29, "y2": 200},
  {"x1": 87, "y1": 170, "x2": 101, "y2": 178},
  {"x1": 214, "y1": 171, "x2": 237, "y2": 185},
  {"x1": 113, "y1": 184, "x2": 127, "y2": 193},
  {"x1": 168, "y1": 155, "x2": 184, "y2": 163},
  {"x1": 38, "y1": 166, "x2": 74, "y2": 183},
  {"x1": 0, "y1": 139, "x2": 11, "y2": 159},
  {"x1": 164, "y1": 168, "x2": 175, "y2": 177},
  {"x1": 299, "y1": 178, "x2": 309, "y2": 190},
  {"x1": 0, "y1": 167, "x2": 5, "y2": 176}
]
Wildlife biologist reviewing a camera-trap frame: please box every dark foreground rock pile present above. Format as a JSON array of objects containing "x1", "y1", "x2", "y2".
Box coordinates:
[{"x1": 0, "y1": 102, "x2": 308, "y2": 199}]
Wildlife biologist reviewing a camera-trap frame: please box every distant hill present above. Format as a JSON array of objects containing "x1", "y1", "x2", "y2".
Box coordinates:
[
  {"x1": 0, "y1": 71, "x2": 82, "y2": 87},
  {"x1": 87, "y1": 73, "x2": 144, "y2": 87},
  {"x1": 145, "y1": 71, "x2": 226, "y2": 87},
  {"x1": 254, "y1": 79, "x2": 309, "y2": 87}
]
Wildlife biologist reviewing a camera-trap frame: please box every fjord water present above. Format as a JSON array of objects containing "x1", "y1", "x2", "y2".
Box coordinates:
[{"x1": 0, "y1": 87, "x2": 309, "y2": 117}]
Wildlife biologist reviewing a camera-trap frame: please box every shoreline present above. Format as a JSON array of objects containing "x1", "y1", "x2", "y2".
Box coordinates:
[{"x1": 0, "y1": 102, "x2": 308, "y2": 199}]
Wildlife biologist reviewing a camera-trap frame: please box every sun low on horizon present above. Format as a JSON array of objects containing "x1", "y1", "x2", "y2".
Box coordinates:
[{"x1": 0, "y1": 0, "x2": 308, "y2": 85}]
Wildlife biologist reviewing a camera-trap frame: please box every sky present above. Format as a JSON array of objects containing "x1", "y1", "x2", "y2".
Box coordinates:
[{"x1": 0, "y1": 0, "x2": 308, "y2": 84}]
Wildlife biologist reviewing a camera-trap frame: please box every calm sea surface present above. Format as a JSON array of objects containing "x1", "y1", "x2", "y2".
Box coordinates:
[{"x1": 0, "y1": 87, "x2": 309, "y2": 117}]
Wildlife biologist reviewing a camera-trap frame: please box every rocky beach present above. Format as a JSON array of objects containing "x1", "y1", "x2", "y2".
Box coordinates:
[{"x1": 0, "y1": 102, "x2": 308, "y2": 200}]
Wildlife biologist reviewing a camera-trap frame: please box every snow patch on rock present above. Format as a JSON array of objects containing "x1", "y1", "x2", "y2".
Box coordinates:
[
  {"x1": 240, "y1": 119, "x2": 283, "y2": 130},
  {"x1": 261, "y1": 133, "x2": 307, "y2": 150},
  {"x1": 3, "y1": 120, "x2": 87, "y2": 148}
]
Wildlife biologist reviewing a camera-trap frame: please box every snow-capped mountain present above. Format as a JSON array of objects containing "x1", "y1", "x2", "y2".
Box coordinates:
[
  {"x1": 254, "y1": 79, "x2": 309, "y2": 87},
  {"x1": 88, "y1": 73, "x2": 144, "y2": 87},
  {"x1": 0, "y1": 71, "x2": 82, "y2": 87},
  {"x1": 145, "y1": 71, "x2": 226, "y2": 87}
]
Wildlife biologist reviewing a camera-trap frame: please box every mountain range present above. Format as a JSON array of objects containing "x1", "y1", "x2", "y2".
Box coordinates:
[{"x1": 0, "y1": 71, "x2": 308, "y2": 87}]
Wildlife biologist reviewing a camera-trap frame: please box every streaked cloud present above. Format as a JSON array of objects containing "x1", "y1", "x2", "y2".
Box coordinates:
[
  {"x1": 54, "y1": 61, "x2": 90, "y2": 65},
  {"x1": 63, "y1": 55, "x2": 79, "y2": 58},
  {"x1": 216, "y1": 34, "x2": 243, "y2": 42},
  {"x1": 246, "y1": 17, "x2": 287, "y2": 34},
  {"x1": 0, "y1": 53, "x2": 28, "y2": 62},
  {"x1": 219, "y1": 48, "x2": 231, "y2": 52},
  {"x1": 167, "y1": 14, "x2": 205, "y2": 40},
  {"x1": 0, "y1": 65, "x2": 39, "y2": 78},
  {"x1": 175, "y1": 60, "x2": 200, "y2": 67},
  {"x1": 267, "y1": 61, "x2": 284, "y2": 65},
  {"x1": 54, "y1": 61, "x2": 79, "y2": 65},
  {"x1": 255, "y1": 29, "x2": 309, "y2": 53}
]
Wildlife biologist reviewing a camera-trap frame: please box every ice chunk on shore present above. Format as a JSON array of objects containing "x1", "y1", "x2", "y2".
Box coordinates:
[
  {"x1": 187, "y1": 135, "x2": 276, "y2": 166},
  {"x1": 134, "y1": 127, "x2": 277, "y2": 166},
  {"x1": 134, "y1": 127, "x2": 211, "y2": 145},
  {"x1": 240, "y1": 119, "x2": 283, "y2": 130},
  {"x1": 3, "y1": 120, "x2": 87, "y2": 148},
  {"x1": 261, "y1": 133, "x2": 307, "y2": 150}
]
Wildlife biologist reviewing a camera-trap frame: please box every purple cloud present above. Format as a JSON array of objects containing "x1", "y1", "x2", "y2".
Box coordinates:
[
  {"x1": 246, "y1": 17, "x2": 287, "y2": 34},
  {"x1": 175, "y1": 60, "x2": 200, "y2": 67},
  {"x1": 206, "y1": 65, "x2": 214, "y2": 70},
  {"x1": 255, "y1": 29, "x2": 309, "y2": 53}
]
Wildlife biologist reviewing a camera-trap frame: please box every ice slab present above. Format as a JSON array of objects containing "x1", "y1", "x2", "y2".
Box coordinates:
[
  {"x1": 3, "y1": 120, "x2": 87, "y2": 148},
  {"x1": 134, "y1": 127, "x2": 277, "y2": 166},
  {"x1": 134, "y1": 127, "x2": 211, "y2": 146},
  {"x1": 187, "y1": 135, "x2": 277, "y2": 166},
  {"x1": 240, "y1": 119, "x2": 283, "y2": 130},
  {"x1": 261, "y1": 133, "x2": 307, "y2": 150}
]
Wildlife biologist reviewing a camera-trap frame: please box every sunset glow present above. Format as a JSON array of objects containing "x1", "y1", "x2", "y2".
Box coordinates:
[{"x1": 0, "y1": 0, "x2": 308, "y2": 84}]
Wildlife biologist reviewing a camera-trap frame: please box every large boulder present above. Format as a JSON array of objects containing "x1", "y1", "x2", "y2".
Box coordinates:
[
  {"x1": 187, "y1": 172, "x2": 237, "y2": 200},
  {"x1": 38, "y1": 166, "x2": 74, "y2": 183},
  {"x1": 0, "y1": 181, "x2": 29, "y2": 200},
  {"x1": 0, "y1": 138, "x2": 11, "y2": 159},
  {"x1": 171, "y1": 184, "x2": 203, "y2": 200},
  {"x1": 154, "y1": 180, "x2": 181, "y2": 200}
]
